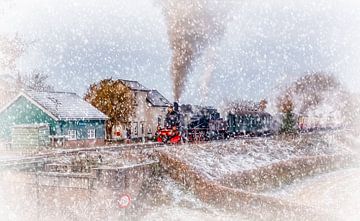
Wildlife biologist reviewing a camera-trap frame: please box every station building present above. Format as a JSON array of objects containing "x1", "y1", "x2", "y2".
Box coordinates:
[{"x1": 0, "y1": 90, "x2": 108, "y2": 148}]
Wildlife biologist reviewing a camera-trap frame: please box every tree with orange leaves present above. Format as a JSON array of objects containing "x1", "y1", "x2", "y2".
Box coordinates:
[{"x1": 84, "y1": 79, "x2": 135, "y2": 138}]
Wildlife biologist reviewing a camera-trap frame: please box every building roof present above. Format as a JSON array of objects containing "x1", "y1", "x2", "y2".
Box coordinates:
[
  {"x1": 1, "y1": 90, "x2": 108, "y2": 121},
  {"x1": 12, "y1": 123, "x2": 49, "y2": 129},
  {"x1": 228, "y1": 110, "x2": 272, "y2": 118},
  {"x1": 119, "y1": 79, "x2": 150, "y2": 92},
  {"x1": 146, "y1": 90, "x2": 171, "y2": 107}
]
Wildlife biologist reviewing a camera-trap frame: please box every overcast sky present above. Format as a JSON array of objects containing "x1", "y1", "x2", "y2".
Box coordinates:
[{"x1": 1, "y1": 0, "x2": 360, "y2": 106}]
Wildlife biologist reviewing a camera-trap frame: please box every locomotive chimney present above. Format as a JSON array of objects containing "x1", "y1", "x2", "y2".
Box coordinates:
[{"x1": 174, "y1": 102, "x2": 179, "y2": 112}]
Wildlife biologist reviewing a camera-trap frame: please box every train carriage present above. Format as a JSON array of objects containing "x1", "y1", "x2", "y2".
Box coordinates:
[{"x1": 227, "y1": 111, "x2": 273, "y2": 136}]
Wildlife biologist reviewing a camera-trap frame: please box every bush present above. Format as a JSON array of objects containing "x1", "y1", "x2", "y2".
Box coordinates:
[{"x1": 280, "y1": 111, "x2": 297, "y2": 134}]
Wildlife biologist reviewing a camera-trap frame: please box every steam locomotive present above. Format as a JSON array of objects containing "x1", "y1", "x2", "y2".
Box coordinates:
[
  {"x1": 156, "y1": 102, "x2": 273, "y2": 144},
  {"x1": 155, "y1": 101, "x2": 342, "y2": 144},
  {"x1": 183, "y1": 104, "x2": 228, "y2": 142}
]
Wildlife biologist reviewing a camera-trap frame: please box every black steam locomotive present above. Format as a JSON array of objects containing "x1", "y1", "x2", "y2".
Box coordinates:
[
  {"x1": 181, "y1": 104, "x2": 227, "y2": 141},
  {"x1": 156, "y1": 102, "x2": 273, "y2": 144}
]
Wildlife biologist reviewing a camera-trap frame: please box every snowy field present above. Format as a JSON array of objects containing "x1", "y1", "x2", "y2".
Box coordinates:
[
  {"x1": 136, "y1": 175, "x2": 252, "y2": 221},
  {"x1": 140, "y1": 131, "x2": 359, "y2": 220},
  {"x1": 160, "y1": 132, "x2": 353, "y2": 180},
  {"x1": 266, "y1": 167, "x2": 360, "y2": 221},
  {"x1": 0, "y1": 131, "x2": 358, "y2": 220},
  {"x1": 136, "y1": 131, "x2": 358, "y2": 220}
]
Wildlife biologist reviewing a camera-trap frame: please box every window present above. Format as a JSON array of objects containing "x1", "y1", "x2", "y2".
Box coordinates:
[
  {"x1": 140, "y1": 122, "x2": 144, "y2": 135},
  {"x1": 134, "y1": 92, "x2": 138, "y2": 106},
  {"x1": 133, "y1": 122, "x2": 138, "y2": 136},
  {"x1": 87, "y1": 128, "x2": 96, "y2": 139},
  {"x1": 68, "y1": 130, "x2": 77, "y2": 140}
]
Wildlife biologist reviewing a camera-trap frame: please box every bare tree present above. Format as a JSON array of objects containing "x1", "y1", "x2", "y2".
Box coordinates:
[
  {"x1": 0, "y1": 34, "x2": 51, "y2": 92},
  {"x1": 224, "y1": 99, "x2": 267, "y2": 114},
  {"x1": 0, "y1": 34, "x2": 26, "y2": 73},
  {"x1": 277, "y1": 72, "x2": 340, "y2": 115},
  {"x1": 276, "y1": 72, "x2": 343, "y2": 134},
  {"x1": 19, "y1": 70, "x2": 54, "y2": 92}
]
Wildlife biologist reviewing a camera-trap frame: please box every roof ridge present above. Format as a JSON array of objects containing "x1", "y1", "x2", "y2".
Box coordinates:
[
  {"x1": 118, "y1": 79, "x2": 150, "y2": 91},
  {"x1": 118, "y1": 78, "x2": 138, "y2": 83},
  {"x1": 23, "y1": 89, "x2": 77, "y2": 95}
]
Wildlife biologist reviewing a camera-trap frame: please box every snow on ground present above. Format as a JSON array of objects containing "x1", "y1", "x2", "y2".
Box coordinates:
[
  {"x1": 140, "y1": 206, "x2": 250, "y2": 221},
  {"x1": 161, "y1": 131, "x2": 353, "y2": 180},
  {"x1": 136, "y1": 175, "x2": 251, "y2": 221},
  {"x1": 266, "y1": 167, "x2": 360, "y2": 221},
  {"x1": 0, "y1": 131, "x2": 357, "y2": 220}
]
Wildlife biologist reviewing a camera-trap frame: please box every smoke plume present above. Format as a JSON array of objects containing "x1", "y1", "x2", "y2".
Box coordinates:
[
  {"x1": 199, "y1": 47, "x2": 215, "y2": 103},
  {"x1": 160, "y1": 0, "x2": 229, "y2": 101},
  {"x1": 276, "y1": 72, "x2": 360, "y2": 127},
  {"x1": 277, "y1": 73, "x2": 341, "y2": 114}
]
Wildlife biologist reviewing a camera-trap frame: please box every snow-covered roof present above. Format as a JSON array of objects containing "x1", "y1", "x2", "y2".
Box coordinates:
[
  {"x1": 12, "y1": 123, "x2": 49, "y2": 128},
  {"x1": 3, "y1": 90, "x2": 108, "y2": 121},
  {"x1": 147, "y1": 90, "x2": 171, "y2": 107},
  {"x1": 119, "y1": 79, "x2": 150, "y2": 91},
  {"x1": 228, "y1": 110, "x2": 272, "y2": 118}
]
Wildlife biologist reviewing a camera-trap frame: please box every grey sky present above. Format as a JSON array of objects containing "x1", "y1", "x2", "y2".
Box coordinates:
[{"x1": 1, "y1": 0, "x2": 360, "y2": 106}]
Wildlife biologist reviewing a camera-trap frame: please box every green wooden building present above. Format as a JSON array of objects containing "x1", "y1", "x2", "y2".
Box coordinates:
[{"x1": 0, "y1": 90, "x2": 108, "y2": 148}]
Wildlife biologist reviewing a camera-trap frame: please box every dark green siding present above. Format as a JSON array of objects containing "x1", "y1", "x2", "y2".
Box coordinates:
[
  {"x1": 11, "y1": 125, "x2": 50, "y2": 149},
  {"x1": 0, "y1": 95, "x2": 106, "y2": 141},
  {"x1": 58, "y1": 120, "x2": 106, "y2": 140},
  {"x1": 0, "y1": 96, "x2": 57, "y2": 139},
  {"x1": 227, "y1": 113, "x2": 272, "y2": 134}
]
